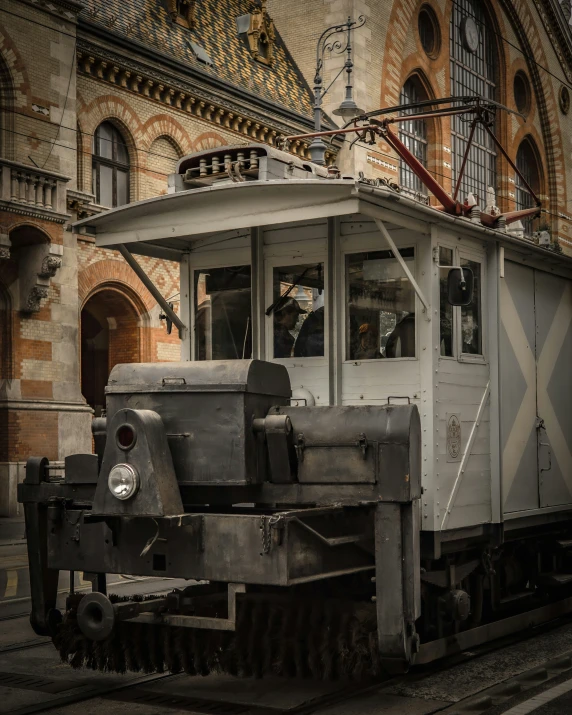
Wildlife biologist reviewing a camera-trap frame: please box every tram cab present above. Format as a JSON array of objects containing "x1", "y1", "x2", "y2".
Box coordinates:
[{"x1": 77, "y1": 143, "x2": 572, "y2": 545}]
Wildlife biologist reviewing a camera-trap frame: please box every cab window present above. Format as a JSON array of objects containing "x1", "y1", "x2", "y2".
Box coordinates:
[
  {"x1": 346, "y1": 248, "x2": 416, "y2": 360},
  {"x1": 460, "y1": 257, "x2": 482, "y2": 355},
  {"x1": 194, "y1": 265, "x2": 252, "y2": 360},
  {"x1": 271, "y1": 263, "x2": 325, "y2": 359}
]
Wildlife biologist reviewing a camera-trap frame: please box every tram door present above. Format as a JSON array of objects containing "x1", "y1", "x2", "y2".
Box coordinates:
[
  {"x1": 265, "y1": 253, "x2": 329, "y2": 405},
  {"x1": 501, "y1": 261, "x2": 572, "y2": 513},
  {"x1": 340, "y1": 238, "x2": 419, "y2": 405}
]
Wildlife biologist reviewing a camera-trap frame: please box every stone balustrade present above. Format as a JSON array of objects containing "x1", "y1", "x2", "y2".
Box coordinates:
[{"x1": 0, "y1": 159, "x2": 70, "y2": 221}]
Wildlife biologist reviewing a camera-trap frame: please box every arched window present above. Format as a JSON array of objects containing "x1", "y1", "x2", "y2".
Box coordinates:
[
  {"x1": 399, "y1": 78, "x2": 428, "y2": 199},
  {"x1": 92, "y1": 122, "x2": 129, "y2": 208},
  {"x1": 450, "y1": 0, "x2": 498, "y2": 203},
  {"x1": 516, "y1": 139, "x2": 541, "y2": 237}
]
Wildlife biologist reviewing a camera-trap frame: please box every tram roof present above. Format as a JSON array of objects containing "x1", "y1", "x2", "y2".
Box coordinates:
[{"x1": 74, "y1": 179, "x2": 572, "y2": 269}]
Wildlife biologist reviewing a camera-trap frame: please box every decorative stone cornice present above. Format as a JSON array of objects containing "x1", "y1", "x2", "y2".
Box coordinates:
[
  {"x1": 67, "y1": 189, "x2": 102, "y2": 220},
  {"x1": 76, "y1": 42, "x2": 340, "y2": 164},
  {"x1": 533, "y1": 0, "x2": 572, "y2": 83}
]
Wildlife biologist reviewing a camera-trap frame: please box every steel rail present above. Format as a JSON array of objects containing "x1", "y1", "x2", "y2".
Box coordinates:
[{"x1": 6, "y1": 672, "x2": 179, "y2": 715}]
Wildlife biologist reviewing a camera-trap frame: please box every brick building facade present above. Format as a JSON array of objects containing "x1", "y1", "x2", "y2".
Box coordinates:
[
  {"x1": 0, "y1": 0, "x2": 317, "y2": 515},
  {"x1": 1, "y1": 0, "x2": 572, "y2": 516}
]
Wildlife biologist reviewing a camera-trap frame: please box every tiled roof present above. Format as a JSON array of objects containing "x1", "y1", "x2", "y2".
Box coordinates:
[{"x1": 81, "y1": 0, "x2": 314, "y2": 118}]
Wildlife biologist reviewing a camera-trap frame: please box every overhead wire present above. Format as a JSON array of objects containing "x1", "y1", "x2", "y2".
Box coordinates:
[{"x1": 1, "y1": 1, "x2": 571, "y2": 221}]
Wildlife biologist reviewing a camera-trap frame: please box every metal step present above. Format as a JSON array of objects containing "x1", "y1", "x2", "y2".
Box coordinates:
[
  {"x1": 538, "y1": 572, "x2": 572, "y2": 586},
  {"x1": 499, "y1": 591, "x2": 534, "y2": 605}
]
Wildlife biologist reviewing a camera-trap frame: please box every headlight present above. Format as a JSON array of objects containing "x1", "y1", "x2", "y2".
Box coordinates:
[{"x1": 108, "y1": 463, "x2": 139, "y2": 500}]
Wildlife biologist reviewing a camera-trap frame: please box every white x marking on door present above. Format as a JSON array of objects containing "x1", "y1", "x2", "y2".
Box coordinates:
[
  {"x1": 501, "y1": 278, "x2": 537, "y2": 505},
  {"x1": 537, "y1": 281, "x2": 572, "y2": 495}
]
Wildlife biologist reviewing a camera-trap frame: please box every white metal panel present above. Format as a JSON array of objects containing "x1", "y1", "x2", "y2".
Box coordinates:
[
  {"x1": 500, "y1": 262, "x2": 538, "y2": 514},
  {"x1": 535, "y1": 271, "x2": 572, "y2": 507}
]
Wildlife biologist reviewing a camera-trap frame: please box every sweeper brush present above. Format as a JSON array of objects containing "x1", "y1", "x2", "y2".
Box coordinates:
[{"x1": 54, "y1": 593, "x2": 381, "y2": 680}]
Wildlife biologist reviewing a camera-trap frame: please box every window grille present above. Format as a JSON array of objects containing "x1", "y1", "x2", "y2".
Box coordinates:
[
  {"x1": 450, "y1": 0, "x2": 497, "y2": 204},
  {"x1": 515, "y1": 141, "x2": 540, "y2": 237},
  {"x1": 399, "y1": 79, "x2": 428, "y2": 200}
]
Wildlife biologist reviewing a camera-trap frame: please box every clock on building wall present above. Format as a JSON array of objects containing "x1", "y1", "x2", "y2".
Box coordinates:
[{"x1": 460, "y1": 16, "x2": 479, "y2": 53}]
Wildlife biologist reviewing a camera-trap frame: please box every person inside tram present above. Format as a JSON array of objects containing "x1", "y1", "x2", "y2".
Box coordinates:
[
  {"x1": 293, "y1": 304, "x2": 324, "y2": 357},
  {"x1": 273, "y1": 298, "x2": 306, "y2": 358},
  {"x1": 462, "y1": 312, "x2": 479, "y2": 354},
  {"x1": 385, "y1": 312, "x2": 415, "y2": 358},
  {"x1": 355, "y1": 322, "x2": 382, "y2": 360}
]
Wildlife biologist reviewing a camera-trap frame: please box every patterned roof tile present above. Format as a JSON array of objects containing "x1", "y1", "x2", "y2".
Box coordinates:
[{"x1": 82, "y1": 0, "x2": 314, "y2": 118}]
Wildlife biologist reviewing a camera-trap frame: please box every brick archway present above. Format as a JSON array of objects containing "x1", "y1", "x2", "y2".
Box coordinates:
[
  {"x1": 78, "y1": 258, "x2": 156, "y2": 313},
  {"x1": 80, "y1": 283, "x2": 149, "y2": 413}
]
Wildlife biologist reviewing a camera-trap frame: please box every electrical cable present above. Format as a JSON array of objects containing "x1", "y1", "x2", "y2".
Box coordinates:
[
  {"x1": 2, "y1": 3, "x2": 570, "y2": 219},
  {"x1": 3, "y1": 121, "x2": 567, "y2": 225},
  {"x1": 40, "y1": 43, "x2": 76, "y2": 169}
]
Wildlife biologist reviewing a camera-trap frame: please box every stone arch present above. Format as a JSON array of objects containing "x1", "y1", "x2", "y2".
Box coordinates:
[
  {"x1": 193, "y1": 131, "x2": 227, "y2": 152},
  {"x1": 496, "y1": 0, "x2": 565, "y2": 235},
  {"x1": 80, "y1": 283, "x2": 148, "y2": 414},
  {"x1": 143, "y1": 132, "x2": 185, "y2": 199},
  {"x1": 78, "y1": 258, "x2": 156, "y2": 315},
  {"x1": 140, "y1": 114, "x2": 193, "y2": 157},
  {"x1": 8, "y1": 222, "x2": 53, "y2": 246}
]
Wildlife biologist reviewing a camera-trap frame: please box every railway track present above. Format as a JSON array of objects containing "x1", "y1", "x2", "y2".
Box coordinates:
[{"x1": 3, "y1": 609, "x2": 572, "y2": 715}]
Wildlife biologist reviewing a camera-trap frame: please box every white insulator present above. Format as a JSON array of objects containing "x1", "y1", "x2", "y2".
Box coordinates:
[
  {"x1": 291, "y1": 387, "x2": 316, "y2": 407},
  {"x1": 199, "y1": 159, "x2": 207, "y2": 177},
  {"x1": 250, "y1": 150, "x2": 258, "y2": 169},
  {"x1": 212, "y1": 156, "x2": 220, "y2": 173}
]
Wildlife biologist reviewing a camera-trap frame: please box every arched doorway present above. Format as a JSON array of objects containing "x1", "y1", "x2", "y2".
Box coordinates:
[{"x1": 81, "y1": 287, "x2": 142, "y2": 414}]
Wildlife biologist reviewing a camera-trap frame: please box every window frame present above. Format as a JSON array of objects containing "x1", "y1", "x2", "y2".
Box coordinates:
[
  {"x1": 399, "y1": 78, "x2": 429, "y2": 200},
  {"x1": 190, "y1": 249, "x2": 252, "y2": 363},
  {"x1": 515, "y1": 140, "x2": 541, "y2": 238},
  {"x1": 265, "y1": 253, "x2": 328, "y2": 366},
  {"x1": 92, "y1": 122, "x2": 130, "y2": 208},
  {"x1": 438, "y1": 244, "x2": 487, "y2": 364},
  {"x1": 449, "y1": 0, "x2": 498, "y2": 204},
  {"x1": 438, "y1": 244, "x2": 456, "y2": 361},
  {"x1": 342, "y1": 242, "x2": 419, "y2": 364}
]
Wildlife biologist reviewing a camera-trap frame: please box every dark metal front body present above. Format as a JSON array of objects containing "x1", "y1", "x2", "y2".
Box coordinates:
[
  {"x1": 47, "y1": 508, "x2": 374, "y2": 586},
  {"x1": 105, "y1": 360, "x2": 291, "y2": 485},
  {"x1": 19, "y1": 359, "x2": 423, "y2": 669}
]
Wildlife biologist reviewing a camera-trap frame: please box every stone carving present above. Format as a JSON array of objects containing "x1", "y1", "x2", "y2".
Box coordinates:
[
  {"x1": 0, "y1": 246, "x2": 10, "y2": 260},
  {"x1": 23, "y1": 286, "x2": 49, "y2": 314},
  {"x1": 166, "y1": 0, "x2": 197, "y2": 29},
  {"x1": 38, "y1": 255, "x2": 62, "y2": 278},
  {"x1": 246, "y1": 0, "x2": 275, "y2": 66}
]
